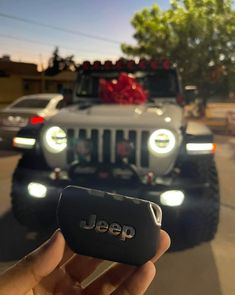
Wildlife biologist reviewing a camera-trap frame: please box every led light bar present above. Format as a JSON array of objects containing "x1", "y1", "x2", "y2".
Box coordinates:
[
  {"x1": 104, "y1": 60, "x2": 113, "y2": 70},
  {"x1": 82, "y1": 61, "x2": 91, "y2": 70},
  {"x1": 138, "y1": 59, "x2": 147, "y2": 70},
  {"x1": 186, "y1": 143, "x2": 216, "y2": 154},
  {"x1": 93, "y1": 60, "x2": 102, "y2": 70},
  {"x1": 80, "y1": 59, "x2": 172, "y2": 71},
  {"x1": 13, "y1": 137, "x2": 36, "y2": 149},
  {"x1": 127, "y1": 60, "x2": 136, "y2": 70}
]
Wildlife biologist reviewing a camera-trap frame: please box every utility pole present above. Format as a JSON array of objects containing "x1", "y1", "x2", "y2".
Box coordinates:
[{"x1": 39, "y1": 54, "x2": 45, "y2": 93}]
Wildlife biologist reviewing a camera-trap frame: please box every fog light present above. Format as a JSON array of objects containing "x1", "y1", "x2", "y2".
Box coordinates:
[
  {"x1": 160, "y1": 190, "x2": 184, "y2": 207},
  {"x1": 28, "y1": 182, "x2": 47, "y2": 198}
]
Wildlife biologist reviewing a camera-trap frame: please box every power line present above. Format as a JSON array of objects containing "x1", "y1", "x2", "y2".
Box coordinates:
[
  {"x1": 0, "y1": 12, "x2": 122, "y2": 45},
  {"x1": 0, "y1": 33, "x2": 120, "y2": 56}
]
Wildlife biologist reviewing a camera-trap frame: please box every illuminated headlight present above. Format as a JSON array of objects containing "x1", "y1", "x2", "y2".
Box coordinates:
[
  {"x1": 44, "y1": 126, "x2": 67, "y2": 153},
  {"x1": 186, "y1": 143, "x2": 216, "y2": 155},
  {"x1": 160, "y1": 190, "x2": 185, "y2": 207},
  {"x1": 28, "y1": 182, "x2": 47, "y2": 198},
  {"x1": 148, "y1": 129, "x2": 176, "y2": 155}
]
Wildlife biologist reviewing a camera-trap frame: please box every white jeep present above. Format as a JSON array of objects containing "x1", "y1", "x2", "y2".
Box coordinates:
[{"x1": 11, "y1": 59, "x2": 220, "y2": 250}]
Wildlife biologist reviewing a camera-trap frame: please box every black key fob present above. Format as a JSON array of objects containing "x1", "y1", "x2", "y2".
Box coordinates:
[{"x1": 57, "y1": 186, "x2": 162, "y2": 266}]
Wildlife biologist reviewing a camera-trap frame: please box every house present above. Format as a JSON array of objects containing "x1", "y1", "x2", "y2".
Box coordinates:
[{"x1": 0, "y1": 55, "x2": 76, "y2": 108}]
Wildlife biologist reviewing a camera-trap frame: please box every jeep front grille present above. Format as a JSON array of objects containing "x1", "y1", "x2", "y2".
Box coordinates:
[{"x1": 66, "y1": 128, "x2": 150, "y2": 168}]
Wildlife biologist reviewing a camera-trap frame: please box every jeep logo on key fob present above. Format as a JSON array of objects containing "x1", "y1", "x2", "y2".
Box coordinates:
[
  {"x1": 57, "y1": 186, "x2": 162, "y2": 266},
  {"x1": 80, "y1": 214, "x2": 136, "y2": 241}
]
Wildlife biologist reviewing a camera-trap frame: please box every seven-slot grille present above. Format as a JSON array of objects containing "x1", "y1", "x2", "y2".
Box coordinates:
[{"x1": 67, "y1": 128, "x2": 150, "y2": 167}]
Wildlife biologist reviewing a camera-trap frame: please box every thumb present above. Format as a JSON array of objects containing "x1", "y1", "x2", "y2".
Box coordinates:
[{"x1": 0, "y1": 230, "x2": 65, "y2": 295}]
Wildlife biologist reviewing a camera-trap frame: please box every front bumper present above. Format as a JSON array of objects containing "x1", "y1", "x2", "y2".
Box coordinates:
[{"x1": 12, "y1": 165, "x2": 210, "y2": 229}]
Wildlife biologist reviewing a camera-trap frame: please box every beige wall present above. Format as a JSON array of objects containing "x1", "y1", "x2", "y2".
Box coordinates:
[
  {"x1": 0, "y1": 76, "x2": 23, "y2": 107},
  {"x1": 0, "y1": 72, "x2": 76, "y2": 109}
]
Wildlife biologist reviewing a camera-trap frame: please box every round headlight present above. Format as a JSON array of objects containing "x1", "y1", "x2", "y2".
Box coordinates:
[
  {"x1": 148, "y1": 129, "x2": 176, "y2": 154},
  {"x1": 44, "y1": 126, "x2": 67, "y2": 153}
]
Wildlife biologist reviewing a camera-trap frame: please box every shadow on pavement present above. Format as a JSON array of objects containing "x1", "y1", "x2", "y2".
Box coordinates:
[
  {"x1": 0, "y1": 150, "x2": 19, "y2": 158},
  {"x1": 147, "y1": 242, "x2": 222, "y2": 295},
  {"x1": 215, "y1": 134, "x2": 235, "y2": 162},
  {"x1": 0, "y1": 210, "x2": 53, "y2": 261}
]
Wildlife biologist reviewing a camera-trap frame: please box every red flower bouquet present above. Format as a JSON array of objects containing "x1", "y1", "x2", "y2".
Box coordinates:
[{"x1": 99, "y1": 73, "x2": 148, "y2": 104}]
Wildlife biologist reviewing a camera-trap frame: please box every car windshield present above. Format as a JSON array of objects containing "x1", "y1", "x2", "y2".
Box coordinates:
[
  {"x1": 75, "y1": 70, "x2": 179, "y2": 103},
  {"x1": 11, "y1": 98, "x2": 50, "y2": 109}
]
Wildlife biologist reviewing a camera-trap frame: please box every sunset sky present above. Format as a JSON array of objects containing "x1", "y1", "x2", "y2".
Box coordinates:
[{"x1": 0, "y1": 1, "x2": 170, "y2": 68}]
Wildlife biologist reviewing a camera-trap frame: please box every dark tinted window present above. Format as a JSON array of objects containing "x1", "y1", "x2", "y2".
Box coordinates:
[
  {"x1": 138, "y1": 71, "x2": 178, "y2": 97},
  {"x1": 12, "y1": 98, "x2": 50, "y2": 109}
]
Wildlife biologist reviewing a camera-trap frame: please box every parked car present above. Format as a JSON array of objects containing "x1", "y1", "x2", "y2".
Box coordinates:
[
  {"x1": 0, "y1": 93, "x2": 64, "y2": 148},
  {"x1": 11, "y1": 59, "x2": 220, "y2": 251}
]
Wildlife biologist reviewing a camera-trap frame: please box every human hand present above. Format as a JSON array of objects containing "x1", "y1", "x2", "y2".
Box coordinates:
[{"x1": 0, "y1": 229, "x2": 170, "y2": 295}]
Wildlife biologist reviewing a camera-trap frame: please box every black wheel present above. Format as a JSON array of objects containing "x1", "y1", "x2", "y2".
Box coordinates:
[
  {"x1": 13, "y1": 151, "x2": 50, "y2": 171},
  {"x1": 11, "y1": 185, "x2": 55, "y2": 229},
  {"x1": 170, "y1": 159, "x2": 220, "y2": 251},
  {"x1": 11, "y1": 153, "x2": 55, "y2": 229}
]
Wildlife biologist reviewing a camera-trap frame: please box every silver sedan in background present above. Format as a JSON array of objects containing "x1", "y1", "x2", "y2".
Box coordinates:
[{"x1": 0, "y1": 93, "x2": 64, "y2": 148}]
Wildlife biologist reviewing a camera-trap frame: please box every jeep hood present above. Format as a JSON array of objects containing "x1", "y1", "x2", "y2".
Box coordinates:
[{"x1": 47, "y1": 104, "x2": 183, "y2": 130}]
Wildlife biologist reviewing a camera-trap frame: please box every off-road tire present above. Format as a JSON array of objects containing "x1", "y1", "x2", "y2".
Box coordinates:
[
  {"x1": 11, "y1": 153, "x2": 54, "y2": 229},
  {"x1": 170, "y1": 159, "x2": 220, "y2": 251}
]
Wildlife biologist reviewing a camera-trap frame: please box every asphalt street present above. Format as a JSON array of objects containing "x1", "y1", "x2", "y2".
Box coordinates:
[{"x1": 0, "y1": 134, "x2": 235, "y2": 295}]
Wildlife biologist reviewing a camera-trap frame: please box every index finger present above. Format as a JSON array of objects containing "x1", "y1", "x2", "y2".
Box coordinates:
[{"x1": 151, "y1": 229, "x2": 171, "y2": 263}]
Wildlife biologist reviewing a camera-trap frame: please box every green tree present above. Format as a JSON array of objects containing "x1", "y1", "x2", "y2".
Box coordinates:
[{"x1": 122, "y1": 0, "x2": 235, "y2": 97}]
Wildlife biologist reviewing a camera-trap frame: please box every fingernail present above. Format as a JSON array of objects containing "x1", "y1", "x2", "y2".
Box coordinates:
[
  {"x1": 45, "y1": 229, "x2": 62, "y2": 248},
  {"x1": 35, "y1": 229, "x2": 62, "y2": 255},
  {"x1": 49, "y1": 229, "x2": 61, "y2": 242}
]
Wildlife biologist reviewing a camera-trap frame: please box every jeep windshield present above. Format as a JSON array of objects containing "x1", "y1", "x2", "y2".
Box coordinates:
[{"x1": 74, "y1": 69, "x2": 179, "y2": 103}]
